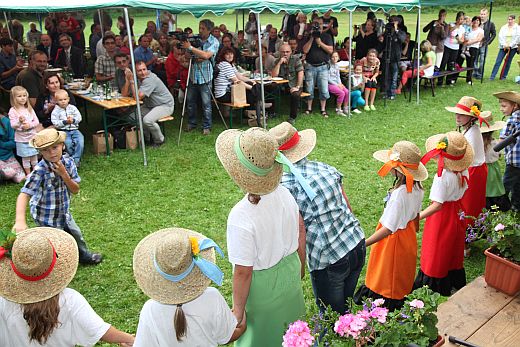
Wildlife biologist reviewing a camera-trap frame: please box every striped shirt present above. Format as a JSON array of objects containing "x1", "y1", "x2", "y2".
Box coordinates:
[
  {"x1": 281, "y1": 158, "x2": 365, "y2": 271},
  {"x1": 500, "y1": 109, "x2": 520, "y2": 167},
  {"x1": 214, "y1": 61, "x2": 237, "y2": 98},
  {"x1": 191, "y1": 35, "x2": 219, "y2": 85},
  {"x1": 21, "y1": 155, "x2": 80, "y2": 228}
]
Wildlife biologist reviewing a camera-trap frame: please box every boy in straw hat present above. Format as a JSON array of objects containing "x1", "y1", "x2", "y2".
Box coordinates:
[
  {"x1": 269, "y1": 122, "x2": 365, "y2": 314},
  {"x1": 493, "y1": 91, "x2": 520, "y2": 211},
  {"x1": 355, "y1": 141, "x2": 428, "y2": 310},
  {"x1": 12, "y1": 128, "x2": 102, "y2": 265},
  {"x1": 0, "y1": 227, "x2": 134, "y2": 346},
  {"x1": 216, "y1": 127, "x2": 306, "y2": 346},
  {"x1": 133, "y1": 227, "x2": 246, "y2": 346},
  {"x1": 414, "y1": 131, "x2": 473, "y2": 296}
]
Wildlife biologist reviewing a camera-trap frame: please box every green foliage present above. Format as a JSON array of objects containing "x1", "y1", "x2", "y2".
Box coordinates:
[{"x1": 0, "y1": 230, "x2": 16, "y2": 259}]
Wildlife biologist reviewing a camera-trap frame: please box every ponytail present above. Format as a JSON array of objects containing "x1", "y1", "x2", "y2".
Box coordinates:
[
  {"x1": 174, "y1": 304, "x2": 187, "y2": 341},
  {"x1": 22, "y1": 294, "x2": 60, "y2": 344}
]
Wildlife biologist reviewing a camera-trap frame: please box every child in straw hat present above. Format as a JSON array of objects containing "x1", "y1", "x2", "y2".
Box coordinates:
[
  {"x1": 12, "y1": 128, "x2": 102, "y2": 265},
  {"x1": 480, "y1": 117, "x2": 511, "y2": 211},
  {"x1": 493, "y1": 91, "x2": 520, "y2": 211},
  {"x1": 445, "y1": 96, "x2": 489, "y2": 233},
  {"x1": 414, "y1": 131, "x2": 473, "y2": 296},
  {"x1": 0, "y1": 227, "x2": 134, "y2": 346},
  {"x1": 216, "y1": 127, "x2": 306, "y2": 346},
  {"x1": 354, "y1": 141, "x2": 428, "y2": 311},
  {"x1": 133, "y1": 227, "x2": 246, "y2": 346}
]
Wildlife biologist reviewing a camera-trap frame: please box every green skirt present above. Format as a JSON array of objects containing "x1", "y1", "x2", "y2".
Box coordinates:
[
  {"x1": 235, "y1": 252, "x2": 306, "y2": 347},
  {"x1": 486, "y1": 161, "x2": 506, "y2": 197}
]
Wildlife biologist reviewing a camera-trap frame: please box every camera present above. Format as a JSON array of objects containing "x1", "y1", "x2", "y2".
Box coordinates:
[
  {"x1": 311, "y1": 22, "x2": 321, "y2": 38},
  {"x1": 385, "y1": 21, "x2": 395, "y2": 34},
  {"x1": 169, "y1": 31, "x2": 203, "y2": 49}
]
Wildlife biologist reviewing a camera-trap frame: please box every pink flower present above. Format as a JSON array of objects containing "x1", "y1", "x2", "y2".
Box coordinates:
[
  {"x1": 370, "y1": 306, "x2": 389, "y2": 323},
  {"x1": 334, "y1": 313, "x2": 368, "y2": 339},
  {"x1": 409, "y1": 299, "x2": 424, "y2": 309},
  {"x1": 373, "y1": 298, "x2": 385, "y2": 307},
  {"x1": 494, "y1": 223, "x2": 505, "y2": 231},
  {"x1": 334, "y1": 314, "x2": 354, "y2": 337},
  {"x1": 282, "y1": 320, "x2": 315, "y2": 347}
]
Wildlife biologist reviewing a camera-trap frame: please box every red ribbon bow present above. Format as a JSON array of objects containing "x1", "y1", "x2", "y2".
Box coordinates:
[
  {"x1": 456, "y1": 103, "x2": 490, "y2": 128},
  {"x1": 0, "y1": 247, "x2": 6, "y2": 260},
  {"x1": 278, "y1": 132, "x2": 301, "y2": 151},
  {"x1": 421, "y1": 149, "x2": 465, "y2": 177},
  {"x1": 378, "y1": 160, "x2": 419, "y2": 193}
]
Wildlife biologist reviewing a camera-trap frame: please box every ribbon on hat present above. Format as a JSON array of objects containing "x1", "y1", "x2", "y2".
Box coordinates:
[
  {"x1": 153, "y1": 238, "x2": 225, "y2": 286},
  {"x1": 278, "y1": 132, "x2": 301, "y2": 151},
  {"x1": 456, "y1": 103, "x2": 490, "y2": 127},
  {"x1": 377, "y1": 157, "x2": 419, "y2": 193},
  {"x1": 421, "y1": 141, "x2": 464, "y2": 177},
  {"x1": 10, "y1": 240, "x2": 57, "y2": 282},
  {"x1": 234, "y1": 134, "x2": 317, "y2": 200}
]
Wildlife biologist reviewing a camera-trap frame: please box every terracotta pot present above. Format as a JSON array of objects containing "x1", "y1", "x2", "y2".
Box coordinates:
[
  {"x1": 431, "y1": 335, "x2": 445, "y2": 347},
  {"x1": 484, "y1": 248, "x2": 520, "y2": 296}
]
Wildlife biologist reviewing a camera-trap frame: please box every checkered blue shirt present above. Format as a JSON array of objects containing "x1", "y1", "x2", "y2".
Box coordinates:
[
  {"x1": 500, "y1": 109, "x2": 520, "y2": 167},
  {"x1": 21, "y1": 155, "x2": 80, "y2": 228},
  {"x1": 191, "y1": 35, "x2": 219, "y2": 85},
  {"x1": 281, "y1": 158, "x2": 365, "y2": 271}
]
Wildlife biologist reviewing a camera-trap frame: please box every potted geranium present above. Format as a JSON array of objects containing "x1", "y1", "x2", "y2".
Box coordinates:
[
  {"x1": 282, "y1": 287, "x2": 443, "y2": 347},
  {"x1": 465, "y1": 207, "x2": 520, "y2": 296}
]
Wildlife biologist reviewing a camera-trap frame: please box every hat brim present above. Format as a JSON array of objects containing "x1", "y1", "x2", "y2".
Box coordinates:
[
  {"x1": 216, "y1": 129, "x2": 282, "y2": 195},
  {"x1": 425, "y1": 134, "x2": 474, "y2": 172},
  {"x1": 0, "y1": 227, "x2": 79, "y2": 304},
  {"x1": 29, "y1": 131, "x2": 66, "y2": 150},
  {"x1": 133, "y1": 228, "x2": 216, "y2": 305},
  {"x1": 373, "y1": 150, "x2": 429, "y2": 182},
  {"x1": 445, "y1": 106, "x2": 472, "y2": 116},
  {"x1": 493, "y1": 91, "x2": 520, "y2": 105},
  {"x1": 480, "y1": 121, "x2": 506, "y2": 133},
  {"x1": 282, "y1": 129, "x2": 317, "y2": 163}
]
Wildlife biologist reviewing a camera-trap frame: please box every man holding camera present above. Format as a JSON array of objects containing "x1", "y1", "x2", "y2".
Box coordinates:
[
  {"x1": 181, "y1": 19, "x2": 219, "y2": 135},
  {"x1": 302, "y1": 17, "x2": 333, "y2": 117},
  {"x1": 382, "y1": 16, "x2": 406, "y2": 100}
]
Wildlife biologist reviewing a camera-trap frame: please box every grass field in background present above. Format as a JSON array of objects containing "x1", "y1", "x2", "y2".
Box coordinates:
[{"x1": 1, "y1": 4, "x2": 520, "y2": 346}]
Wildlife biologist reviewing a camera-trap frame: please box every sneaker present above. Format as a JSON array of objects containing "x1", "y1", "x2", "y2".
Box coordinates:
[
  {"x1": 80, "y1": 253, "x2": 103, "y2": 265},
  {"x1": 467, "y1": 81, "x2": 473, "y2": 85},
  {"x1": 152, "y1": 139, "x2": 165, "y2": 148},
  {"x1": 370, "y1": 105, "x2": 376, "y2": 111},
  {"x1": 336, "y1": 109, "x2": 347, "y2": 117},
  {"x1": 287, "y1": 117, "x2": 295, "y2": 125},
  {"x1": 388, "y1": 95, "x2": 395, "y2": 100},
  {"x1": 352, "y1": 108, "x2": 362, "y2": 114},
  {"x1": 202, "y1": 128, "x2": 211, "y2": 135},
  {"x1": 364, "y1": 105, "x2": 370, "y2": 111}
]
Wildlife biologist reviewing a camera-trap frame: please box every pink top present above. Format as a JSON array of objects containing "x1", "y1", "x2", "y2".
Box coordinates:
[{"x1": 8, "y1": 107, "x2": 40, "y2": 143}]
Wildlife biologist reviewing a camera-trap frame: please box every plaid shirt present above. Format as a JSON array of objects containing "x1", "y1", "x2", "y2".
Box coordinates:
[
  {"x1": 94, "y1": 53, "x2": 116, "y2": 77},
  {"x1": 191, "y1": 35, "x2": 219, "y2": 84},
  {"x1": 21, "y1": 155, "x2": 80, "y2": 228},
  {"x1": 500, "y1": 109, "x2": 520, "y2": 167},
  {"x1": 281, "y1": 158, "x2": 365, "y2": 271}
]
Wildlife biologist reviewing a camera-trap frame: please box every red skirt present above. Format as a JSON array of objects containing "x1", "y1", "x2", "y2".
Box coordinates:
[
  {"x1": 461, "y1": 164, "x2": 488, "y2": 225},
  {"x1": 420, "y1": 200, "x2": 465, "y2": 278}
]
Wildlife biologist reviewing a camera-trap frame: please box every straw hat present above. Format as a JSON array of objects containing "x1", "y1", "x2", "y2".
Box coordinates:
[
  {"x1": 268, "y1": 122, "x2": 316, "y2": 163},
  {"x1": 133, "y1": 227, "x2": 217, "y2": 305},
  {"x1": 29, "y1": 128, "x2": 66, "y2": 150},
  {"x1": 425, "y1": 131, "x2": 474, "y2": 172},
  {"x1": 216, "y1": 127, "x2": 282, "y2": 195},
  {"x1": 0, "y1": 227, "x2": 79, "y2": 304},
  {"x1": 373, "y1": 141, "x2": 429, "y2": 182},
  {"x1": 493, "y1": 91, "x2": 520, "y2": 105},
  {"x1": 445, "y1": 96, "x2": 490, "y2": 118},
  {"x1": 479, "y1": 115, "x2": 506, "y2": 133}
]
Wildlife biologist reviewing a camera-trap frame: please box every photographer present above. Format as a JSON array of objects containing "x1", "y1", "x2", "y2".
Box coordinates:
[
  {"x1": 382, "y1": 16, "x2": 406, "y2": 100},
  {"x1": 181, "y1": 19, "x2": 220, "y2": 135},
  {"x1": 302, "y1": 17, "x2": 333, "y2": 117}
]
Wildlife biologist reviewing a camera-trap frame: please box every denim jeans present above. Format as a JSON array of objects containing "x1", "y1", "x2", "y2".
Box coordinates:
[
  {"x1": 64, "y1": 130, "x2": 84, "y2": 165},
  {"x1": 187, "y1": 82, "x2": 213, "y2": 130},
  {"x1": 310, "y1": 240, "x2": 366, "y2": 314},
  {"x1": 304, "y1": 64, "x2": 330, "y2": 100},
  {"x1": 503, "y1": 164, "x2": 520, "y2": 211},
  {"x1": 490, "y1": 48, "x2": 518, "y2": 80},
  {"x1": 388, "y1": 62, "x2": 399, "y2": 97},
  {"x1": 473, "y1": 46, "x2": 487, "y2": 78}
]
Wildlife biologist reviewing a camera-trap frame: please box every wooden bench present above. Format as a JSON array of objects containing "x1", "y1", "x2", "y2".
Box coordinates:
[
  {"x1": 418, "y1": 67, "x2": 474, "y2": 97},
  {"x1": 158, "y1": 115, "x2": 174, "y2": 137},
  {"x1": 218, "y1": 102, "x2": 250, "y2": 128}
]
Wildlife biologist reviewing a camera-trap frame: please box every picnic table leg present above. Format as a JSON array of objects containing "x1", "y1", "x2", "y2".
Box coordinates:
[
  {"x1": 82, "y1": 99, "x2": 89, "y2": 124},
  {"x1": 103, "y1": 110, "x2": 110, "y2": 156},
  {"x1": 431, "y1": 79, "x2": 436, "y2": 97}
]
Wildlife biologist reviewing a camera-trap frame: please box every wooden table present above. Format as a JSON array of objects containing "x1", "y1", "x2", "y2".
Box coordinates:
[
  {"x1": 436, "y1": 276, "x2": 520, "y2": 347},
  {"x1": 70, "y1": 90, "x2": 138, "y2": 155}
]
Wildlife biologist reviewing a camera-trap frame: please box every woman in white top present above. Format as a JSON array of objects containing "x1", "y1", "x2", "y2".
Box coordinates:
[
  {"x1": 490, "y1": 14, "x2": 520, "y2": 80},
  {"x1": 244, "y1": 13, "x2": 257, "y2": 42},
  {"x1": 0, "y1": 227, "x2": 134, "y2": 347},
  {"x1": 438, "y1": 11, "x2": 466, "y2": 86},
  {"x1": 464, "y1": 16, "x2": 484, "y2": 85}
]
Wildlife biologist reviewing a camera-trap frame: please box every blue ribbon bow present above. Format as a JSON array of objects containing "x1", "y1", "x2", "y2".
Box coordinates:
[
  {"x1": 276, "y1": 152, "x2": 317, "y2": 200},
  {"x1": 153, "y1": 238, "x2": 225, "y2": 286}
]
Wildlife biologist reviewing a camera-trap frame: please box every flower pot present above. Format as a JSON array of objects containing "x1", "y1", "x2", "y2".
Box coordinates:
[
  {"x1": 484, "y1": 248, "x2": 520, "y2": 296},
  {"x1": 431, "y1": 335, "x2": 445, "y2": 347}
]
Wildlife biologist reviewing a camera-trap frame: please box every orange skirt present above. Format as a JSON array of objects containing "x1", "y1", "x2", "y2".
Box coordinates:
[{"x1": 365, "y1": 218, "x2": 418, "y2": 300}]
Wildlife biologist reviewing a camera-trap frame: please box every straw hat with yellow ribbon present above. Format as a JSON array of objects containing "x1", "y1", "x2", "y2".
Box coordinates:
[
  {"x1": 0, "y1": 227, "x2": 79, "y2": 304},
  {"x1": 373, "y1": 141, "x2": 429, "y2": 192},
  {"x1": 422, "y1": 131, "x2": 474, "y2": 176},
  {"x1": 216, "y1": 127, "x2": 317, "y2": 199},
  {"x1": 445, "y1": 96, "x2": 492, "y2": 128},
  {"x1": 29, "y1": 128, "x2": 66, "y2": 150},
  {"x1": 133, "y1": 227, "x2": 224, "y2": 305},
  {"x1": 268, "y1": 122, "x2": 316, "y2": 163},
  {"x1": 493, "y1": 91, "x2": 520, "y2": 106}
]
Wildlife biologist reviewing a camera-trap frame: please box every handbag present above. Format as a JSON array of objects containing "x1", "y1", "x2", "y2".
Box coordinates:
[{"x1": 231, "y1": 82, "x2": 247, "y2": 104}]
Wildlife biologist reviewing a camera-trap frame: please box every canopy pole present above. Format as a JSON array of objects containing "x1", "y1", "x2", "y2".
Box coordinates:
[
  {"x1": 256, "y1": 12, "x2": 266, "y2": 129},
  {"x1": 235, "y1": 10, "x2": 239, "y2": 33},
  {"x1": 242, "y1": 10, "x2": 245, "y2": 32},
  {"x1": 124, "y1": 7, "x2": 147, "y2": 167},
  {"x1": 348, "y1": 10, "x2": 352, "y2": 117},
  {"x1": 38, "y1": 13, "x2": 42, "y2": 33},
  {"x1": 98, "y1": 10, "x2": 104, "y2": 38},
  {"x1": 416, "y1": 7, "x2": 421, "y2": 104},
  {"x1": 155, "y1": 10, "x2": 160, "y2": 30},
  {"x1": 3, "y1": 12, "x2": 12, "y2": 39},
  {"x1": 481, "y1": 1, "x2": 493, "y2": 83}
]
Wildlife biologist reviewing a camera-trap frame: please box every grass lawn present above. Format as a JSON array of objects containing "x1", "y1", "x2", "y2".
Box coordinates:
[{"x1": 2, "y1": 5, "x2": 520, "y2": 346}]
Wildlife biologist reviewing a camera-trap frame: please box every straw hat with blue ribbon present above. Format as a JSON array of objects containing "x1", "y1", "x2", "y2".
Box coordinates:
[
  {"x1": 216, "y1": 127, "x2": 317, "y2": 199},
  {"x1": 133, "y1": 227, "x2": 224, "y2": 305}
]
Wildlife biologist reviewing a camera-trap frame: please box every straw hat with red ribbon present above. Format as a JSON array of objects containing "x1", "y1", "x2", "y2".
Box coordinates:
[
  {"x1": 422, "y1": 131, "x2": 474, "y2": 176},
  {"x1": 445, "y1": 96, "x2": 492, "y2": 127},
  {"x1": 0, "y1": 227, "x2": 79, "y2": 304},
  {"x1": 479, "y1": 113, "x2": 506, "y2": 133},
  {"x1": 268, "y1": 122, "x2": 316, "y2": 163},
  {"x1": 373, "y1": 141, "x2": 429, "y2": 192}
]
